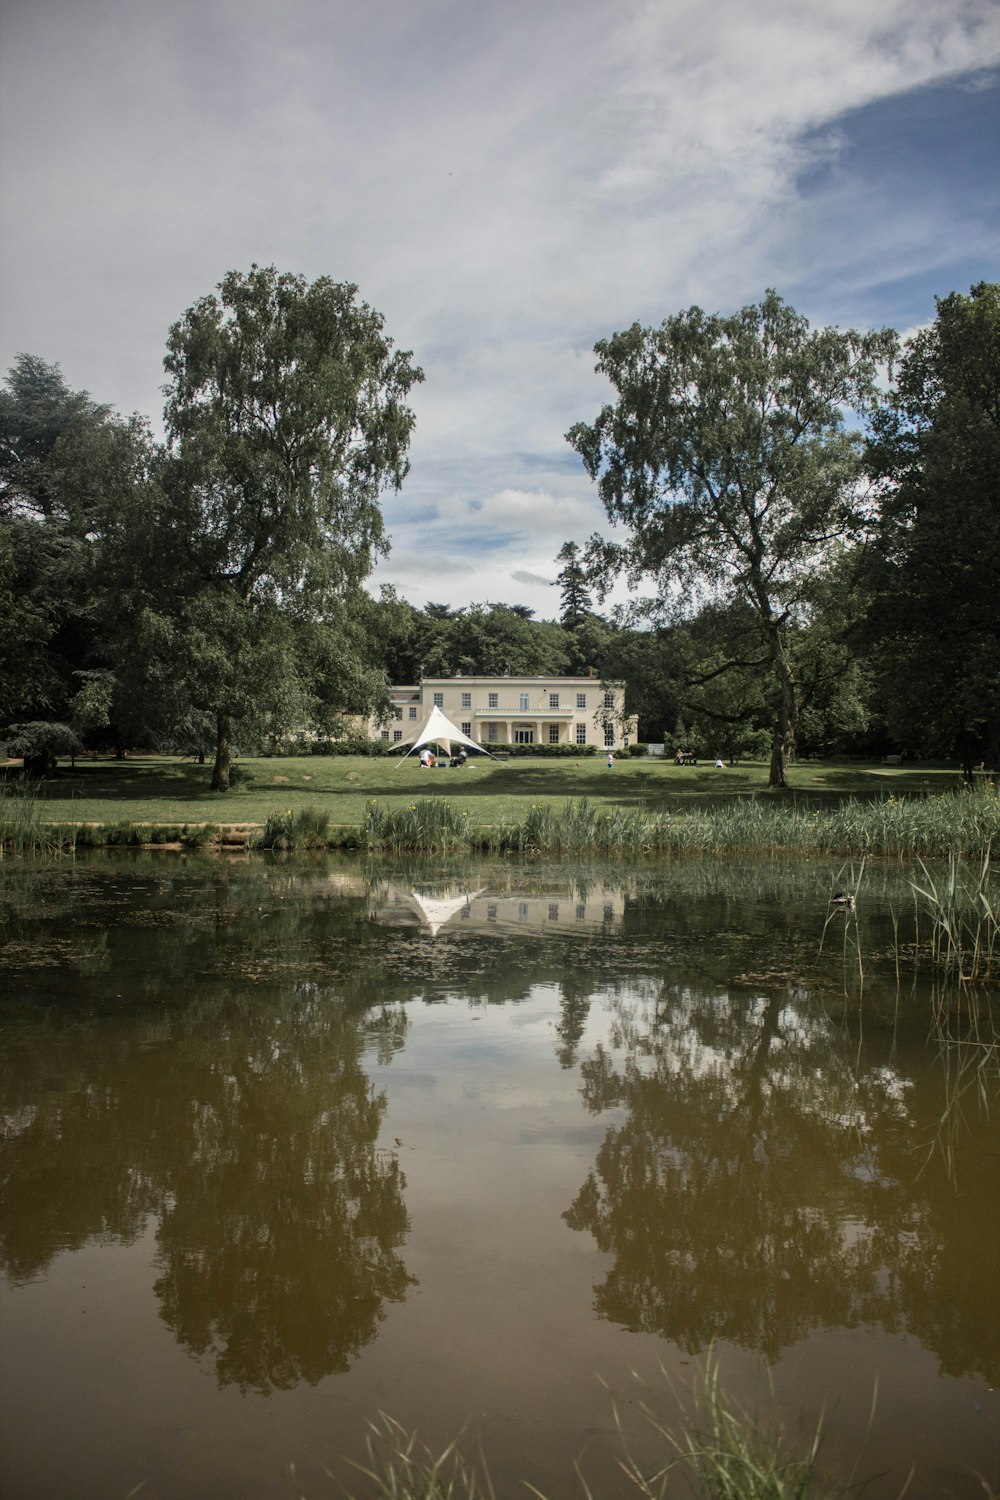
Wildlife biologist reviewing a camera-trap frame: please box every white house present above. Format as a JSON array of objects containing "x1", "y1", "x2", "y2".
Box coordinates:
[{"x1": 374, "y1": 675, "x2": 636, "y2": 751}]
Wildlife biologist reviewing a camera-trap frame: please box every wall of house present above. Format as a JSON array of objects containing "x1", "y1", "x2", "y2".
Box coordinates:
[{"x1": 374, "y1": 676, "x2": 637, "y2": 750}]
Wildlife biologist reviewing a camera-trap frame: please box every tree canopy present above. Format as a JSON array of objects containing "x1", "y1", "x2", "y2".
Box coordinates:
[
  {"x1": 568, "y1": 291, "x2": 895, "y2": 785},
  {"x1": 136, "y1": 266, "x2": 424, "y2": 788},
  {"x1": 0, "y1": 355, "x2": 152, "y2": 764},
  {"x1": 859, "y1": 282, "x2": 1000, "y2": 772}
]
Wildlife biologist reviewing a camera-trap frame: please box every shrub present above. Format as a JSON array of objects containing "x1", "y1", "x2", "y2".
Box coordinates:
[
  {"x1": 496, "y1": 742, "x2": 599, "y2": 758},
  {"x1": 315, "y1": 736, "x2": 395, "y2": 757},
  {"x1": 255, "y1": 807, "x2": 331, "y2": 851}
]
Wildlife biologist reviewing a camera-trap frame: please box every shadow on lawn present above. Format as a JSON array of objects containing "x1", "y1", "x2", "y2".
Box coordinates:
[
  {"x1": 6, "y1": 756, "x2": 957, "y2": 814},
  {"x1": 5, "y1": 760, "x2": 229, "y2": 804}
]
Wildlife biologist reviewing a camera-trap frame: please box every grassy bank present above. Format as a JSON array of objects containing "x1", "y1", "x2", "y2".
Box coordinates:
[
  {"x1": 2, "y1": 765, "x2": 999, "y2": 859},
  {"x1": 0, "y1": 750, "x2": 983, "y2": 822},
  {"x1": 1, "y1": 751, "x2": 971, "y2": 826}
]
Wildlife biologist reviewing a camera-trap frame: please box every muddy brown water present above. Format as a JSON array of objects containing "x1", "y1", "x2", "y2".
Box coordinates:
[{"x1": 1, "y1": 853, "x2": 997, "y2": 1500}]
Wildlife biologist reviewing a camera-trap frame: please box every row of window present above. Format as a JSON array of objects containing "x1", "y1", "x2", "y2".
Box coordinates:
[
  {"x1": 413, "y1": 901, "x2": 617, "y2": 922},
  {"x1": 429, "y1": 690, "x2": 613, "y2": 711},
  {"x1": 482, "y1": 902, "x2": 616, "y2": 922},
  {"x1": 381, "y1": 723, "x2": 616, "y2": 747}
]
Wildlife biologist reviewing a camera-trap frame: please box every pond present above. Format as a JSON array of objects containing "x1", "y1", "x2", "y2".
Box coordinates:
[{"x1": 0, "y1": 853, "x2": 997, "y2": 1500}]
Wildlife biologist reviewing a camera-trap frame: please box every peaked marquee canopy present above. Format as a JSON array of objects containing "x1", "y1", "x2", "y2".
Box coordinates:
[{"x1": 394, "y1": 703, "x2": 491, "y2": 764}]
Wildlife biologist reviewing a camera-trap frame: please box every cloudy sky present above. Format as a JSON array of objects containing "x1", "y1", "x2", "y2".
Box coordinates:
[{"x1": 2, "y1": 0, "x2": 998, "y2": 617}]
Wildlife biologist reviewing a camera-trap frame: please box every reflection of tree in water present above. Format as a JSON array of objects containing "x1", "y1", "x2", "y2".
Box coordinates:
[
  {"x1": 0, "y1": 961, "x2": 413, "y2": 1393},
  {"x1": 564, "y1": 981, "x2": 1000, "y2": 1381},
  {"x1": 153, "y1": 988, "x2": 413, "y2": 1392},
  {"x1": 4, "y1": 859, "x2": 997, "y2": 1389},
  {"x1": 555, "y1": 978, "x2": 592, "y2": 1069}
]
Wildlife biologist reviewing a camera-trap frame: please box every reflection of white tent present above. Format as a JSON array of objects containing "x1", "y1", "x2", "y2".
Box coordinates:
[
  {"x1": 407, "y1": 887, "x2": 485, "y2": 936},
  {"x1": 395, "y1": 703, "x2": 491, "y2": 765}
]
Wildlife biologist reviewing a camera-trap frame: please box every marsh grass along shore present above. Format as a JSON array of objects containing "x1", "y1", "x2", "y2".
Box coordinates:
[{"x1": 2, "y1": 753, "x2": 998, "y2": 859}]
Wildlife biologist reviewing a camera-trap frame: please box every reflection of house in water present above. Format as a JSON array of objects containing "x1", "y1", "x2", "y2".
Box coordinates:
[{"x1": 375, "y1": 883, "x2": 627, "y2": 936}]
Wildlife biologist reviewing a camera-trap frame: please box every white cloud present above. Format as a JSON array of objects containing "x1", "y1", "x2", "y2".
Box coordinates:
[{"x1": 2, "y1": 0, "x2": 998, "y2": 615}]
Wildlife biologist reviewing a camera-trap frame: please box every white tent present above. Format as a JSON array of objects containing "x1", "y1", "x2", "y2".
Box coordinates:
[{"x1": 394, "y1": 703, "x2": 492, "y2": 765}]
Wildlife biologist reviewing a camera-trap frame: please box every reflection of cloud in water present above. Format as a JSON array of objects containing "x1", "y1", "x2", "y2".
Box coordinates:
[{"x1": 376, "y1": 883, "x2": 627, "y2": 936}]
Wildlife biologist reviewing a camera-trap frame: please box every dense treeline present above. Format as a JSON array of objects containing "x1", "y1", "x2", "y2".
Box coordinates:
[{"x1": 1, "y1": 274, "x2": 997, "y2": 788}]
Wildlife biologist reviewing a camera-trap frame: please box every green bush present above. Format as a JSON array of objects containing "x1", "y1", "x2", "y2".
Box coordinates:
[
  {"x1": 495, "y1": 742, "x2": 599, "y2": 758},
  {"x1": 315, "y1": 736, "x2": 395, "y2": 757}
]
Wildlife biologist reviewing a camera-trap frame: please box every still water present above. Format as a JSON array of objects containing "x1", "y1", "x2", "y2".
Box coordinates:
[{"x1": 1, "y1": 853, "x2": 997, "y2": 1500}]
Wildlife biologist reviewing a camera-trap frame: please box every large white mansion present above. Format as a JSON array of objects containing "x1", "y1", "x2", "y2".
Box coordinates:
[{"x1": 374, "y1": 675, "x2": 637, "y2": 751}]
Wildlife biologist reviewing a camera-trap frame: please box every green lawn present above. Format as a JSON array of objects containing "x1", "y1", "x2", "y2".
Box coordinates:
[{"x1": 5, "y1": 753, "x2": 965, "y2": 829}]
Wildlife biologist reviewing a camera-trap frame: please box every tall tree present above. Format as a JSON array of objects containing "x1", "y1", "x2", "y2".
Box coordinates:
[
  {"x1": 555, "y1": 541, "x2": 593, "y2": 629},
  {"x1": 0, "y1": 355, "x2": 151, "y2": 761},
  {"x1": 148, "y1": 266, "x2": 422, "y2": 789},
  {"x1": 860, "y1": 283, "x2": 1000, "y2": 774},
  {"x1": 567, "y1": 291, "x2": 895, "y2": 786}
]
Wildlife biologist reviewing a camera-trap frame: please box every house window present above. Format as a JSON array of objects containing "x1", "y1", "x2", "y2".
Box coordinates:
[
  {"x1": 576, "y1": 693, "x2": 586, "y2": 709},
  {"x1": 548, "y1": 725, "x2": 560, "y2": 743},
  {"x1": 576, "y1": 724, "x2": 587, "y2": 745},
  {"x1": 605, "y1": 728, "x2": 615, "y2": 748},
  {"x1": 575, "y1": 903, "x2": 586, "y2": 920},
  {"x1": 393, "y1": 707, "x2": 403, "y2": 720},
  {"x1": 514, "y1": 726, "x2": 533, "y2": 744},
  {"x1": 461, "y1": 722, "x2": 471, "y2": 737},
  {"x1": 548, "y1": 903, "x2": 559, "y2": 921},
  {"x1": 604, "y1": 690, "x2": 614, "y2": 709},
  {"x1": 380, "y1": 730, "x2": 389, "y2": 740},
  {"x1": 519, "y1": 692, "x2": 529, "y2": 711},
  {"x1": 518, "y1": 902, "x2": 529, "y2": 922},
  {"x1": 549, "y1": 692, "x2": 559, "y2": 709},
  {"x1": 488, "y1": 692, "x2": 498, "y2": 708},
  {"x1": 393, "y1": 730, "x2": 402, "y2": 742},
  {"x1": 409, "y1": 706, "x2": 417, "y2": 719},
  {"x1": 487, "y1": 724, "x2": 499, "y2": 743},
  {"x1": 487, "y1": 904, "x2": 497, "y2": 921},
  {"x1": 461, "y1": 691, "x2": 471, "y2": 709},
  {"x1": 433, "y1": 692, "x2": 444, "y2": 708}
]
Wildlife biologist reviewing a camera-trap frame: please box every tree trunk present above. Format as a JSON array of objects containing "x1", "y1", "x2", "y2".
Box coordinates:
[
  {"x1": 211, "y1": 711, "x2": 231, "y2": 792},
  {"x1": 767, "y1": 631, "x2": 799, "y2": 789}
]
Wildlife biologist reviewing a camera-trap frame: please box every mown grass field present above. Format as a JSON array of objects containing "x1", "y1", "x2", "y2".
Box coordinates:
[{"x1": 3, "y1": 751, "x2": 968, "y2": 828}]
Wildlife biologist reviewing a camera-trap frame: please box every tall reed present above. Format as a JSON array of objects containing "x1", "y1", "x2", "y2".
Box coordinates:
[
  {"x1": 363, "y1": 799, "x2": 471, "y2": 853},
  {"x1": 254, "y1": 805, "x2": 331, "y2": 851},
  {"x1": 355, "y1": 789, "x2": 1000, "y2": 860},
  {"x1": 910, "y1": 850, "x2": 999, "y2": 983},
  {"x1": 334, "y1": 1357, "x2": 908, "y2": 1500},
  {"x1": 338, "y1": 1414, "x2": 491, "y2": 1500},
  {"x1": 602, "y1": 1357, "x2": 855, "y2": 1500},
  {"x1": 0, "y1": 783, "x2": 66, "y2": 854}
]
